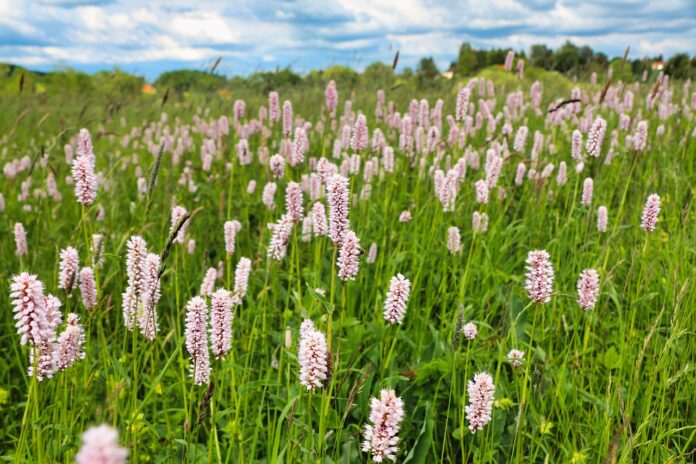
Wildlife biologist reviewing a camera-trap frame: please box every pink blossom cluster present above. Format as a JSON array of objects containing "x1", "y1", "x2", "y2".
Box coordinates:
[{"x1": 362, "y1": 389, "x2": 405, "y2": 462}]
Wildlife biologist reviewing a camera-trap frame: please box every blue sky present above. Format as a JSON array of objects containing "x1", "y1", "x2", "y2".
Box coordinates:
[{"x1": 1, "y1": 0, "x2": 694, "y2": 81}]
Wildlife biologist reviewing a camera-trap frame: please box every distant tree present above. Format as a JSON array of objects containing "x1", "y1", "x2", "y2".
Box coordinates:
[
  {"x1": 578, "y1": 45, "x2": 594, "y2": 67},
  {"x1": 476, "y1": 48, "x2": 509, "y2": 69},
  {"x1": 455, "y1": 43, "x2": 479, "y2": 76},
  {"x1": 530, "y1": 44, "x2": 553, "y2": 69},
  {"x1": 416, "y1": 57, "x2": 440, "y2": 84},
  {"x1": 553, "y1": 41, "x2": 581, "y2": 74},
  {"x1": 666, "y1": 53, "x2": 693, "y2": 80},
  {"x1": 323, "y1": 65, "x2": 360, "y2": 87},
  {"x1": 362, "y1": 62, "x2": 395, "y2": 88},
  {"x1": 246, "y1": 67, "x2": 302, "y2": 93},
  {"x1": 364, "y1": 62, "x2": 394, "y2": 80},
  {"x1": 155, "y1": 70, "x2": 226, "y2": 93},
  {"x1": 591, "y1": 53, "x2": 609, "y2": 68}
]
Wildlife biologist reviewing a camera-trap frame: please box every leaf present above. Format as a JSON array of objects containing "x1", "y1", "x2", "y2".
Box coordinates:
[
  {"x1": 404, "y1": 402, "x2": 433, "y2": 463},
  {"x1": 603, "y1": 346, "x2": 621, "y2": 370}
]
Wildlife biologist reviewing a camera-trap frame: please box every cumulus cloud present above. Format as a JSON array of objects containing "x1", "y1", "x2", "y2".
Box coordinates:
[{"x1": 0, "y1": 0, "x2": 693, "y2": 79}]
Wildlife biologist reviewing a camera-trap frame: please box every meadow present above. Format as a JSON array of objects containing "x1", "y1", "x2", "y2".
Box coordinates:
[{"x1": 0, "y1": 61, "x2": 695, "y2": 463}]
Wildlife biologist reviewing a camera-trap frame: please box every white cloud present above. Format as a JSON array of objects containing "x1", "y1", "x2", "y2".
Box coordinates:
[{"x1": 0, "y1": 0, "x2": 693, "y2": 79}]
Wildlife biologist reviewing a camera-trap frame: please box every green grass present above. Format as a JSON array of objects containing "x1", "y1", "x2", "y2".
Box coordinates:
[{"x1": 0, "y1": 68, "x2": 694, "y2": 463}]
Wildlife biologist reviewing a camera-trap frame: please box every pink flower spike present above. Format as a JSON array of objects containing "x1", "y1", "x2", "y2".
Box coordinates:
[
  {"x1": 362, "y1": 389, "x2": 405, "y2": 462},
  {"x1": 577, "y1": 269, "x2": 600, "y2": 310},
  {"x1": 337, "y1": 230, "x2": 361, "y2": 281},
  {"x1": 383, "y1": 274, "x2": 411, "y2": 325},
  {"x1": 640, "y1": 193, "x2": 661, "y2": 232},
  {"x1": 298, "y1": 319, "x2": 329, "y2": 390},
  {"x1": 75, "y1": 424, "x2": 128, "y2": 464},
  {"x1": 465, "y1": 372, "x2": 495, "y2": 434},
  {"x1": 524, "y1": 250, "x2": 554, "y2": 304},
  {"x1": 185, "y1": 296, "x2": 211, "y2": 385}
]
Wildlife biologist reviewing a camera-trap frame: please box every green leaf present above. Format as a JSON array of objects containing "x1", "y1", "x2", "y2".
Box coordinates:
[
  {"x1": 603, "y1": 346, "x2": 621, "y2": 370},
  {"x1": 404, "y1": 402, "x2": 433, "y2": 463}
]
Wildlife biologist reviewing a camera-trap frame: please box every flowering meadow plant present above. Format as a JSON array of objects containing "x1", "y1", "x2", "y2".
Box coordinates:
[{"x1": 1, "y1": 63, "x2": 691, "y2": 464}]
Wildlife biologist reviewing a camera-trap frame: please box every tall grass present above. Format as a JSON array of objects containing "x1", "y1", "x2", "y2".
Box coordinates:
[{"x1": 0, "y1": 67, "x2": 694, "y2": 463}]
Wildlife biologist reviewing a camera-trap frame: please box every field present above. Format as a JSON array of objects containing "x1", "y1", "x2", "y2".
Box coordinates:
[{"x1": 1, "y1": 64, "x2": 695, "y2": 463}]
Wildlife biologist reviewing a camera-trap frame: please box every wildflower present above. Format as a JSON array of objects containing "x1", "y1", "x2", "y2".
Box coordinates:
[
  {"x1": 337, "y1": 230, "x2": 361, "y2": 281},
  {"x1": 298, "y1": 319, "x2": 329, "y2": 390},
  {"x1": 10, "y1": 273, "x2": 48, "y2": 346},
  {"x1": 262, "y1": 182, "x2": 277, "y2": 210},
  {"x1": 351, "y1": 114, "x2": 369, "y2": 152},
  {"x1": 223, "y1": 220, "x2": 242, "y2": 255},
  {"x1": 75, "y1": 424, "x2": 128, "y2": 464},
  {"x1": 122, "y1": 236, "x2": 147, "y2": 330},
  {"x1": 268, "y1": 91, "x2": 280, "y2": 123},
  {"x1": 485, "y1": 154, "x2": 503, "y2": 189},
  {"x1": 399, "y1": 211, "x2": 412, "y2": 223},
  {"x1": 465, "y1": 372, "x2": 495, "y2": 433},
  {"x1": 597, "y1": 206, "x2": 608, "y2": 232},
  {"x1": 269, "y1": 154, "x2": 285, "y2": 178},
  {"x1": 56, "y1": 313, "x2": 85, "y2": 371},
  {"x1": 170, "y1": 206, "x2": 189, "y2": 244},
  {"x1": 210, "y1": 289, "x2": 233, "y2": 359},
  {"x1": 463, "y1": 322, "x2": 477, "y2": 340},
  {"x1": 383, "y1": 274, "x2": 411, "y2": 324},
  {"x1": 237, "y1": 139, "x2": 252, "y2": 165},
  {"x1": 525, "y1": 250, "x2": 554, "y2": 304},
  {"x1": 311, "y1": 202, "x2": 328, "y2": 237},
  {"x1": 76, "y1": 128, "x2": 94, "y2": 159},
  {"x1": 29, "y1": 336, "x2": 57, "y2": 381},
  {"x1": 577, "y1": 269, "x2": 600, "y2": 310},
  {"x1": 200, "y1": 268, "x2": 217, "y2": 297},
  {"x1": 72, "y1": 152, "x2": 97, "y2": 205},
  {"x1": 515, "y1": 163, "x2": 526, "y2": 186},
  {"x1": 475, "y1": 180, "x2": 489, "y2": 204},
  {"x1": 581, "y1": 178, "x2": 593, "y2": 207},
  {"x1": 268, "y1": 214, "x2": 294, "y2": 260},
  {"x1": 285, "y1": 182, "x2": 304, "y2": 222},
  {"x1": 640, "y1": 193, "x2": 661, "y2": 232},
  {"x1": 571, "y1": 130, "x2": 583, "y2": 161},
  {"x1": 508, "y1": 349, "x2": 525, "y2": 367},
  {"x1": 301, "y1": 216, "x2": 313, "y2": 242},
  {"x1": 231, "y1": 257, "x2": 251, "y2": 305},
  {"x1": 138, "y1": 253, "x2": 161, "y2": 340},
  {"x1": 58, "y1": 246, "x2": 80, "y2": 290},
  {"x1": 586, "y1": 117, "x2": 607, "y2": 158},
  {"x1": 290, "y1": 127, "x2": 307, "y2": 166},
  {"x1": 472, "y1": 211, "x2": 489, "y2": 233},
  {"x1": 513, "y1": 126, "x2": 528, "y2": 152},
  {"x1": 362, "y1": 389, "x2": 405, "y2": 462},
  {"x1": 233, "y1": 99, "x2": 245, "y2": 120},
  {"x1": 45, "y1": 294, "x2": 62, "y2": 331},
  {"x1": 326, "y1": 174, "x2": 350, "y2": 244},
  {"x1": 556, "y1": 161, "x2": 568, "y2": 186},
  {"x1": 325, "y1": 80, "x2": 338, "y2": 114},
  {"x1": 185, "y1": 296, "x2": 211, "y2": 385},
  {"x1": 634, "y1": 121, "x2": 648, "y2": 152},
  {"x1": 438, "y1": 169, "x2": 460, "y2": 212},
  {"x1": 447, "y1": 226, "x2": 461, "y2": 255},
  {"x1": 456, "y1": 87, "x2": 470, "y2": 121},
  {"x1": 14, "y1": 222, "x2": 28, "y2": 256},
  {"x1": 79, "y1": 267, "x2": 97, "y2": 310},
  {"x1": 282, "y1": 100, "x2": 293, "y2": 138},
  {"x1": 367, "y1": 242, "x2": 378, "y2": 264}
]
